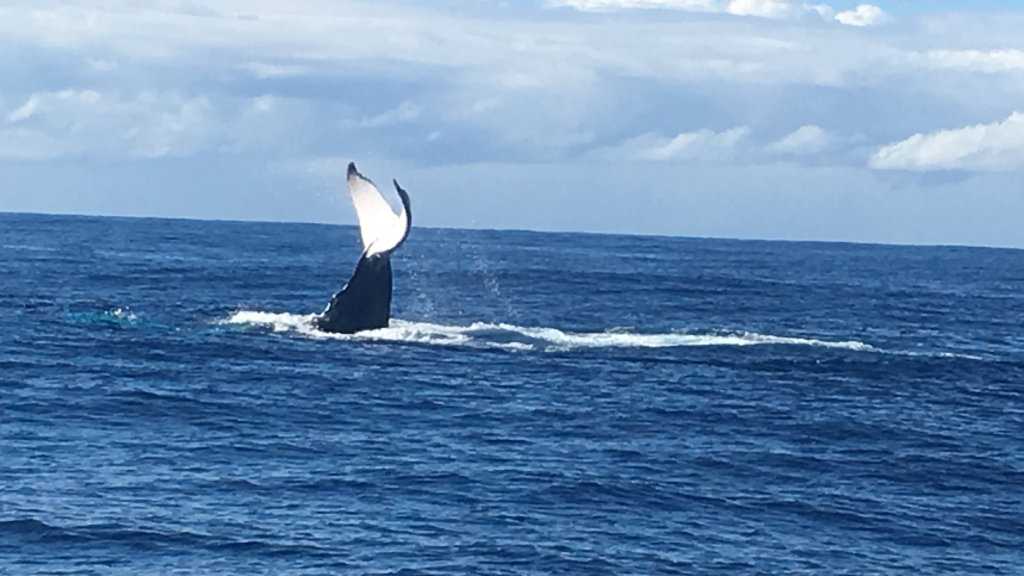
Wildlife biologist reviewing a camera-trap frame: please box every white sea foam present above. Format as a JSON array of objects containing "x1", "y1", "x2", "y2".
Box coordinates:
[
  {"x1": 224, "y1": 311, "x2": 318, "y2": 333},
  {"x1": 109, "y1": 307, "x2": 138, "y2": 322},
  {"x1": 893, "y1": 349, "x2": 988, "y2": 361},
  {"x1": 221, "y1": 311, "x2": 876, "y2": 353}
]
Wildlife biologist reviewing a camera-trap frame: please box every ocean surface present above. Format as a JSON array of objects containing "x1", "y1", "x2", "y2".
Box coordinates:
[{"x1": 1, "y1": 212, "x2": 1022, "y2": 575}]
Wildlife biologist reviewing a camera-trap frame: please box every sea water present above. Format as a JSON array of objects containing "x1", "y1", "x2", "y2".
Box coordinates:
[{"x1": 1, "y1": 213, "x2": 1022, "y2": 574}]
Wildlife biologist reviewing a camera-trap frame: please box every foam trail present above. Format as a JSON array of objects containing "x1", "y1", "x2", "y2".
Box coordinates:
[
  {"x1": 221, "y1": 311, "x2": 876, "y2": 353},
  {"x1": 224, "y1": 311, "x2": 318, "y2": 333}
]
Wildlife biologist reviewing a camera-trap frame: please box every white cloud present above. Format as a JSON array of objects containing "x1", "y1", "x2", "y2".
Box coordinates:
[
  {"x1": 0, "y1": 1, "x2": 1014, "y2": 171},
  {"x1": 6, "y1": 90, "x2": 101, "y2": 126},
  {"x1": 0, "y1": 86, "x2": 362, "y2": 162},
  {"x1": 360, "y1": 101, "x2": 421, "y2": 128},
  {"x1": 835, "y1": 4, "x2": 887, "y2": 27},
  {"x1": 870, "y1": 112, "x2": 1024, "y2": 171},
  {"x1": 553, "y1": 0, "x2": 830, "y2": 20},
  {"x1": 0, "y1": 1, "x2": 899, "y2": 95},
  {"x1": 768, "y1": 124, "x2": 829, "y2": 155},
  {"x1": 726, "y1": 0, "x2": 797, "y2": 19},
  {"x1": 241, "y1": 61, "x2": 311, "y2": 79},
  {"x1": 600, "y1": 126, "x2": 750, "y2": 162},
  {"x1": 804, "y1": 3, "x2": 834, "y2": 20},
  {"x1": 0, "y1": 90, "x2": 217, "y2": 160},
  {"x1": 913, "y1": 49, "x2": 1024, "y2": 73},
  {"x1": 250, "y1": 95, "x2": 275, "y2": 113},
  {"x1": 7, "y1": 96, "x2": 40, "y2": 123}
]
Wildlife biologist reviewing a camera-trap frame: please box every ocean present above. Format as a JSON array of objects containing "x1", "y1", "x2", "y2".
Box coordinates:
[{"x1": 1, "y1": 212, "x2": 1021, "y2": 574}]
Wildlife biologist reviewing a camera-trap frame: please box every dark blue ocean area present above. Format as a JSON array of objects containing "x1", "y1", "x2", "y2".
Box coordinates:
[{"x1": 1, "y1": 212, "x2": 1022, "y2": 574}]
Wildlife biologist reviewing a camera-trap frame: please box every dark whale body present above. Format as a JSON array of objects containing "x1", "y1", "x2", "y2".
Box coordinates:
[{"x1": 315, "y1": 163, "x2": 411, "y2": 334}]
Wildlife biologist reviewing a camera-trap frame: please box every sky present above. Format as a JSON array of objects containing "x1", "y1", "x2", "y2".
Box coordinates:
[{"x1": 2, "y1": 0, "x2": 1024, "y2": 247}]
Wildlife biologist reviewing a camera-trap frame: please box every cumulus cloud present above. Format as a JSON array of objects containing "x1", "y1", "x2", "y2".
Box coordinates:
[
  {"x1": 598, "y1": 126, "x2": 749, "y2": 162},
  {"x1": 0, "y1": 2, "x2": 1014, "y2": 172},
  {"x1": 870, "y1": 112, "x2": 1024, "y2": 171},
  {"x1": 768, "y1": 125, "x2": 829, "y2": 155},
  {"x1": 834, "y1": 4, "x2": 887, "y2": 27},
  {"x1": 0, "y1": 1, "x2": 904, "y2": 98}
]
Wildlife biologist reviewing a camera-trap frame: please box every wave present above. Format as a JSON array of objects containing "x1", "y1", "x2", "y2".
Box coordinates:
[
  {"x1": 1, "y1": 243, "x2": 58, "y2": 253},
  {"x1": 221, "y1": 311, "x2": 875, "y2": 353},
  {"x1": 0, "y1": 518, "x2": 331, "y2": 556}
]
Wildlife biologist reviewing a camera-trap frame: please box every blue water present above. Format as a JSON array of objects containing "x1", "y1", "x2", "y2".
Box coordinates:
[{"x1": 1, "y1": 212, "x2": 1022, "y2": 575}]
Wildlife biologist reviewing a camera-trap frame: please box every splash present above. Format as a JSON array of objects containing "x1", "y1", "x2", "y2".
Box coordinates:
[
  {"x1": 221, "y1": 311, "x2": 875, "y2": 353},
  {"x1": 65, "y1": 306, "x2": 139, "y2": 326},
  {"x1": 109, "y1": 307, "x2": 138, "y2": 322}
]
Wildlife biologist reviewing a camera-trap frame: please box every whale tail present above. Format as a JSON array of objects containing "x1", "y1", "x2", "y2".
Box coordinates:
[{"x1": 315, "y1": 163, "x2": 411, "y2": 334}]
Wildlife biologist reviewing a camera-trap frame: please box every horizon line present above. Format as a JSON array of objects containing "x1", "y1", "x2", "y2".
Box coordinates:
[{"x1": 2, "y1": 209, "x2": 1021, "y2": 253}]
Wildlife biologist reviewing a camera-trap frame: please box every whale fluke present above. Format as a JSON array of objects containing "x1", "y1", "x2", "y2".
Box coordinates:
[{"x1": 315, "y1": 162, "x2": 411, "y2": 334}]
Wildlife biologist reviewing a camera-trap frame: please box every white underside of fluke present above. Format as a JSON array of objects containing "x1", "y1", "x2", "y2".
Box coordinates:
[{"x1": 348, "y1": 166, "x2": 409, "y2": 257}]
